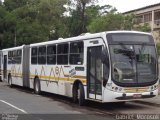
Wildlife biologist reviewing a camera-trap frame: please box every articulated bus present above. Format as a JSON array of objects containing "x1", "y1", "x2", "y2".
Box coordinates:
[{"x1": 1, "y1": 31, "x2": 159, "y2": 105}]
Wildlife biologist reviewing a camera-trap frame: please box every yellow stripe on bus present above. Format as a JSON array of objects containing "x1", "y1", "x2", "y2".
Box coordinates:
[
  {"x1": 11, "y1": 74, "x2": 87, "y2": 85},
  {"x1": 30, "y1": 74, "x2": 87, "y2": 84},
  {"x1": 2, "y1": 70, "x2": 87, "y2": 84},
  {"x1": 124, "y1": 87, "x2": 149, "y2": 93}
]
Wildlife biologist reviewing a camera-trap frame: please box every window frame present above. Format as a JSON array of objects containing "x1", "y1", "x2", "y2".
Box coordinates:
[
  {"x1": 31, "y1": 47, "x2": 38, "y2": 65},
  {"x1": 47, "y1": 45, "x2": 57, "y2": 65},
  {"x1": 57, "y1": 43, "x2": 69, "y2": 65},
  {"x1": 38, "y1": 46, "x2": 47, "y2": 65},
  {"x1": 8, "y1": 50, "x2": 22, "y2": 64},
  {"x1": 16, "y1": 49, "x2": 22, "y2": 64},
  {"x1": 8, "y1": 51, "x2": 13, "y2": 64},
  {"x1": 69, "y1": 41, "x2": 84, "y2": 65}
]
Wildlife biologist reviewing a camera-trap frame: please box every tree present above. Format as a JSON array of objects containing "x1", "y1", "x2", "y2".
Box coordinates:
[
  {"x1": 87, "y1": 10, "x2": 151, "y2": 33},
  {"x1": 134, "y1": 23, "x2": 151, "y2": 32},
  {"x1": 68, "y1": 0, "x2": 98, "y2": 35},
  {"x1": 3, "y1": 11, "x2": 17, "y2": 48},
  {"x1": 86, "y1": 4, "x2": 117, "y2": 24},
  {"x1": 36, "y1": 0, "x2": 68, "y2": 40},
  {"x1": 0, "y1": 0, "x2": 2, "y2": 6},
  {"x1": 87, "y1": 13, "x2": 124, "y2": 33},
  {"x1": 0, "y1": 6, "x2": 7, "y2": 48},
  {"x1": 3, "y1": 0, "x2": 31, "y2": 11},
  {"x1": 1, "y1": 0, "x2": 68, "y2": 48},
  {"x1": 123, "y1": 14, "x2": 135, "y2": 30}
]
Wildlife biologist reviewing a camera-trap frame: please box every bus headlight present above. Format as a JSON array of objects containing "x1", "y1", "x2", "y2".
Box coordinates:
[
  {"x1": 114, "y1": 86, "x2": 123, "y2": 92},
  {"x1": 106, "y1": 83, "x2": 123, "y2": 92},
  {"x1": 151, "y1": 86, "x2": 154, "y2": 90},
  {"x1": 150, "y1": 85, "x2": 158, "y2": 91}
]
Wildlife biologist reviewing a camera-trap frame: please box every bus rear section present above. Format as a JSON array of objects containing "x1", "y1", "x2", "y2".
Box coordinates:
[
  {"x1": 102, "y1": 32, "x2": 159, "y2": 102},
  {"x1": 1, "y1": 45, "x2": 30, "y2": 87}
]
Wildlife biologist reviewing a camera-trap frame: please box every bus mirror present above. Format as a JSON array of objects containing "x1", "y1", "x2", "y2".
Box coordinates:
[
  {"x1": 103, "y1": 79, "x2": 107, "y2": 87},
  {"x1": 101, "y1": 49, "x2": 109, "y2": 63}
]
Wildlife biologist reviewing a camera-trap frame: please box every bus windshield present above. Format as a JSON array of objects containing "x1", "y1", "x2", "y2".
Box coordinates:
[{"x1": 107, "y1": 33, "x2": 158, "y2": 87}]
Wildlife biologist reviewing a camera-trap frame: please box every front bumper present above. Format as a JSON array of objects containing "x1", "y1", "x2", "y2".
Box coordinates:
[{"x1": 103, "y1": 88, "x2": 158, "y2": 102}]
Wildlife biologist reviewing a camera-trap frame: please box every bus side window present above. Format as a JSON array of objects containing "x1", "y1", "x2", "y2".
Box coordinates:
[
  {"x1": 47, "y1": 45, "x2": 56, "y2": 64},
  {"x1": 38, "y1": 46, "x2": 46, "y2": 64},
  {"x1": 70, "y1": 41, "x2": 84, "y2": 65},
  {"x1": 8, "y1": 51, "x2": 12, "y2": 64},
  {"x1": 31, "y1": 47, "x2": 38, "y2": 64},
  {"x1": 57, "y1": 43, "x2": 68, "y2": 65},
  {"x1": 16, "y1": 50, "x2": 22, "y2": 64},
  {"x1": 12, "y1": 50, "x2": 17, "y2": 64}
]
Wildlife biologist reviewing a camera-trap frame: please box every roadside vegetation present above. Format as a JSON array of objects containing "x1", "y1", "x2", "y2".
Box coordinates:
[{"x1": 0, "y1": 0, "x2": 151, "y2": 49}]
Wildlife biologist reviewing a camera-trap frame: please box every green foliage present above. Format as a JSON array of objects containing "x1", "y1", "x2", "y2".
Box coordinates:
[
  {"x1": 0, "y1": 0, "x2": 153, "y2": 49},
  {"x1": 134, "y1": 23, "x2": 151, "y2": 32},
  {"x1": 4, "y1": 0, "x2": 30, "y2": 11},
  {"x1": 87, "y1": 13, "x2": 124, "y2": 33},
  {"x1": 123, "y1": 14, "x2": 135, "y2": 30},
  {"x1": 68, "y1": 0, "x2": 99, "y2": 35},
  {"x1": 0, "y1": 0, "x2": 2, "y2": 6},
  {"x1": 1, "y1": 0, "x2": 68, "y2": 49},
  {"x1": 87, "y1": 11, "x2": 151, "y2": 33}
]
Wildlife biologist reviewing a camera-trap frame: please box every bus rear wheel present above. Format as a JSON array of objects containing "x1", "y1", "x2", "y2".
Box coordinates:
[
  {"x1": 8, "y1": 75, "x2": 12, "y2": 87},
  {"x1": 34, "y1": 78, "x2": 41, "y2": 94}
]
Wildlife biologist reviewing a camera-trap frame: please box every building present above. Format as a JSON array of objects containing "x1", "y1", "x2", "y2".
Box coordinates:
[{"x1": 124, "y1": 3, "x2": 160, "y2": 42}]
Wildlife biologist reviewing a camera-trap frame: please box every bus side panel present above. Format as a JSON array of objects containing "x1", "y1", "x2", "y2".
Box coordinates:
[{"x1": 11, "y1": 49, "x2": 23, "y2": 86}]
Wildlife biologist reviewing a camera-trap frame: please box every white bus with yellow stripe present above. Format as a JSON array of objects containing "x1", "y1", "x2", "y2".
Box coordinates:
[{"x1": 1, "y1": 31, "x2": 159, "y2": 105}]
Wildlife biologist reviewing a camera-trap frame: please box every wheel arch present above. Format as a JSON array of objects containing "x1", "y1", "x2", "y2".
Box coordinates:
[
  {"x1": 72, "y1": 79, "x2": 86, "y2": 98},
  {"x1": 72, "y1": 79, "x2": 83, "y2": 90},
  {"x1": 34, "y1": 75, "x2": 39, "y2": 82}
]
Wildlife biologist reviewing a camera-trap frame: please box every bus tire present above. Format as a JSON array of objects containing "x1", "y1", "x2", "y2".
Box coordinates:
[
  {"x1": 34, "y1": 78, "x2": 41, "y2": 95},
  {"x1": 73, "y1": 85, "x2": 78, "y2": 103},
  {"x1": 78, "y1": 83, "x2": 85, "y2": 106},
  {"x1": 8, "y1": 75, "x2": 12, "y2": 87}
]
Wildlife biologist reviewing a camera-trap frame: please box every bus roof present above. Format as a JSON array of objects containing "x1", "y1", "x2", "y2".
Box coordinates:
[
  {"x1": 2, "y1": 30, "x2": 152, "y2": 50},
  {"x1": 30, "y1": 31, "x2": 151, "y2": 47},
  {"x1": 2, "y1": 45, "x2": 24, "y2": 52},
  {"x1": 30, "y1": 32, "x2": 105, "y2": 47}
]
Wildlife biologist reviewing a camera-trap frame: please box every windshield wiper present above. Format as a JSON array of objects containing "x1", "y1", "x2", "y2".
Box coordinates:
[{"x1": 118, "y1": 42, "x2": 135, "y2": 58}]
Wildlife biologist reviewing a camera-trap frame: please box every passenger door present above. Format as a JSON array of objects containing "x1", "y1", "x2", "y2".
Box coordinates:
[{"x1": 87, "y1": 46, "x2": 103, "y2": 100}]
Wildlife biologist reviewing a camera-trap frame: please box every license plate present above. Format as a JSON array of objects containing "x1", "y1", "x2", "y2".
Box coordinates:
[{"x1": 133, "y1": 94, "x2": 142, "y2": 98}]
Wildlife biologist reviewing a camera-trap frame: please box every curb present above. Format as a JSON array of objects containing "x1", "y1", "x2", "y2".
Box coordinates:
[{"x1": 134, "y1": 100, "x2": 160, "y2": 107}]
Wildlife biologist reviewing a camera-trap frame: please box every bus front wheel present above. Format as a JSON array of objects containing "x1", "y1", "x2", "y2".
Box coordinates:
[
  {"x1": 78, "y1": 84, "x2": 85, "y2": 106},
  {"x1": 73, "y1": 83, "x2": 85, "y2": 106}
]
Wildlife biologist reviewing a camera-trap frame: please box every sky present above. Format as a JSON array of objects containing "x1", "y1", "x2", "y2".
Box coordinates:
[{"x1": 98, "y1": 0, "x2": 160, "y2": 13}]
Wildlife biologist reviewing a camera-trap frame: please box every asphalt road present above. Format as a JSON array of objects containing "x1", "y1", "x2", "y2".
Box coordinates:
[{"x1": 0, "y1": 82, "x2": 160, "y2": 120}]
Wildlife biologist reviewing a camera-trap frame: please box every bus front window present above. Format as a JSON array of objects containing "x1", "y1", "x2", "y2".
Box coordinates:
[
  {"x1": 110, "y1": 44, "x2": 157, "y2": 86},
  {"x1": 135, "y1": 45, "x2": 157, "y2": 84},
  {"x1": 110, "y1": 45, "x2": 136, "y2": 84},
  {"x1": 107, "y1": 33, "x2": 158, "y2": 87}
]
